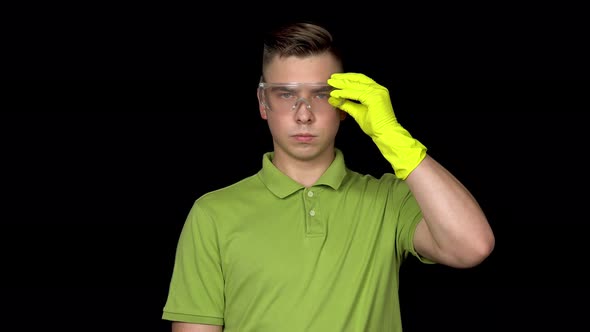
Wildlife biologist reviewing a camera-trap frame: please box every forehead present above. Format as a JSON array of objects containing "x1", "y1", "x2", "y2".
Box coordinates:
[{"x1": 263, "y1": 53, "x2": 342, "y2": 84}]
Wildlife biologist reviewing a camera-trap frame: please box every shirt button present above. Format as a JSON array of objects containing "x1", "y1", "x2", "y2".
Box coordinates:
[
  {"x1": 307, "y1": 191, "x2": 314, "y2": 197},
  {"x1": 309, "y1": 209, "x2": 316, "y2": 216}
]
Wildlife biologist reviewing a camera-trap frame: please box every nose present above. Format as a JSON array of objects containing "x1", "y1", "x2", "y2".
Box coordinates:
[
  {"x1": 291, "y1": 97, "x2": 312, "y2": 111},
  {"x1": 292, "y1": 97, "x2": 313, "y2": 123}
]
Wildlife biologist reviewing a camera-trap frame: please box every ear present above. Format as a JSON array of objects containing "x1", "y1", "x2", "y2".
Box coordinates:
[
  {"x1": 257, "y1": 88, "x2": 268, "y2": 120},
  {"x1": 339, "y1": 110, "x2": 347, "y2": 121}
]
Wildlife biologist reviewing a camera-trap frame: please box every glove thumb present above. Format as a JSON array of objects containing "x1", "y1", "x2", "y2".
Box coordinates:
[{"x1": 328, "y1": 96, "x2": 366, "y2": 121}]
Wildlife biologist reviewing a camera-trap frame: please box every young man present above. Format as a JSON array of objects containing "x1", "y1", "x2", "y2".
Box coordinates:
[{"x1": 162, "y1": 22, "x2": 495, "y2": 331}]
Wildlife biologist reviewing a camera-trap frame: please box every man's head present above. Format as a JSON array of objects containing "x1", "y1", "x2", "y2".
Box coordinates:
[{"x1": 257, "y1": 22, "x2": 346, "y2": 164}]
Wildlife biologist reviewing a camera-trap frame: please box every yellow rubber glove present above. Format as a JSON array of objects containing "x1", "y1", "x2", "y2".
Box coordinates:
[{"x1": 328, "y1": 72, "x2": 427, "y2": 180}]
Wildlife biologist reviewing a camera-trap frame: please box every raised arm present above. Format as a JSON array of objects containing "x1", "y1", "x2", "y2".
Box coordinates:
[
  {"x1": 405, "y1": 155, "x2": 494, "y2": 267},
  {"x1": 328, "y1": 73, "x2": 494, "y2": 268}
]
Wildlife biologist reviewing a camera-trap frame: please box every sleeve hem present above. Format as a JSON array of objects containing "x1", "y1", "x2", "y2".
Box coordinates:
[
  {"x1": 409, "y1": 215, "x2": 437, "y2": 265},
  {"x1": 162, "y1": 311, "x2": 224, "y2": 326}
]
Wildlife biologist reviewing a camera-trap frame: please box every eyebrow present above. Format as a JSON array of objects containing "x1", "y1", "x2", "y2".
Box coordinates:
[{"x1": 267, "y1": 84, "x2": 333, "y2": 93}]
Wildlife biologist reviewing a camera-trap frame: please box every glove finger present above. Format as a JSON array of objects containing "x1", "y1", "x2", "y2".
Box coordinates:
[
  {"x1": 328, "y1": 96, "x2": 366, "y2": 119},
  {"x1": 330, "y1": 87, "x2": 373, "y2": 105},
  {"x1": 330, "y1": 72, "x2": 376, "y2": 84},
  {"x1": 328, "y1": 96, "x2": 345, "y2": 108},
  {"x1": 328, "y1": 77, "x2": 376, "y2": 91}
]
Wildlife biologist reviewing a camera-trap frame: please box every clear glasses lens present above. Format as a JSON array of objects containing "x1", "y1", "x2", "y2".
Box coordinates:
[{"x1": 259, "y1": 83, "x2": 336, "y2": 113}]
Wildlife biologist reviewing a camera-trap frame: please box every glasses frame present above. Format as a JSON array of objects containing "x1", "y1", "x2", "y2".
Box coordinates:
[{"x1": 258, "y1": 80, "x2": 335, "y2": 114}]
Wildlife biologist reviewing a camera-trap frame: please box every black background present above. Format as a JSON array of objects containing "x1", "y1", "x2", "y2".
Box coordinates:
[{"x1": 2, "y1": 3, "x2": 589, "y2": 332}]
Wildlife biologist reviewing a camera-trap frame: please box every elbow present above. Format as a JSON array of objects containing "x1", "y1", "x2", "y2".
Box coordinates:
[{"x1": 456, "y1": 231, "x2": 495, "y2": 268}]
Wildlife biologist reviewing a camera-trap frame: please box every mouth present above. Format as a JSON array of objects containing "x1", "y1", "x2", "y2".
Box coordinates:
[{"x1": 292, "y1": 134, "x2": 316, "y2": 142}]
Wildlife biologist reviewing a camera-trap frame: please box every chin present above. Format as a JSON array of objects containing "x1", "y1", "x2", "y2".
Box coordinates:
[
  {"x1": 275, "y1": 139, "x2": 332, "y2": 161},
  {"x1": 289, "y1": 145, "x2": 328, "y2": 161}
]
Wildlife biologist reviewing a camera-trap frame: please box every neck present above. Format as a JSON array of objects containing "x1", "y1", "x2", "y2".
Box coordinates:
[{"x1": 272, "y1": 148, "x2": 336, "y2": 188}]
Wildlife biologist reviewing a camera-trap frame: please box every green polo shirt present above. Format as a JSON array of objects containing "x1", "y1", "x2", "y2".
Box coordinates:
[{"x1": 162, "y1": 148, "x2": 431, "y2": 331}]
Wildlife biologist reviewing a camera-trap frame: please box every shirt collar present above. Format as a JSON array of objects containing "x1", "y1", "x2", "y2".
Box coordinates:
[{"x1": 257, "y1": 148, "x2": 348, "y2": 198}]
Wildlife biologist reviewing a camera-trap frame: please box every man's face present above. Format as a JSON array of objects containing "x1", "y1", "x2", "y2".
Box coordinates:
[{"x1": 258, "y1": 53, "x2": 345, "y2": 163}]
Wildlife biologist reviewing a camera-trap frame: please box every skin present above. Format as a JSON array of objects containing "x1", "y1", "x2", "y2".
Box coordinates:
[
  {"x1": 172, "y1": 323, "x2": 222, "y2": 332},
  {"x1": 173, "y1": 52, "x2": 495, "y2": 331},
  {"x1": 258, "y1": 53, "x2": 347, "y2": 187}
]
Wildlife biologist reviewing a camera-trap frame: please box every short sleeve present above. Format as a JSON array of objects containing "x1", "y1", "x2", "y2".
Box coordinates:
[
  {"x1": 391, "y1": 178, "x2": 436, "y2": 264},
  {"x1": 162, "y1": 200, "x2": 225, "y2": 325}
]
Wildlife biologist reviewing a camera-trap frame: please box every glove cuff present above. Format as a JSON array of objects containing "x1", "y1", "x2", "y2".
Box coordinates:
[{"x1": 372, "y1": 129, "x2": 427, "y2": 180}]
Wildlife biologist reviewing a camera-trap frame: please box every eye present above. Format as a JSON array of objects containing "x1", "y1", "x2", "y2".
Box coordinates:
[
  {"x1": 278, "y1": 92, "x2": 295, "y2": 99},
  {"x1": 314, "y1": 93, "x2": 330, "y2": 100}
]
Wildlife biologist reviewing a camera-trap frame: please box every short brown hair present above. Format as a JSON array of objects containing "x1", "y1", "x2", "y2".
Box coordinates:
[{"x1": 261, "y1": 22, "x2": 343, "y2": 77}]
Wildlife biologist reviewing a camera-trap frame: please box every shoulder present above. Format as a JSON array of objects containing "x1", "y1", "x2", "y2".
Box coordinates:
[
  {"x1": 186, "y1": 172, "x2": 269, "y2": 227},
  {"x1": 346, "y1": 169, "x2": 402, "y2": 187},
  {"x1": 342, "y1": 169, "x2": 413, "y2": 200},
  {"x1": 196, "y1": 173, "x2": 261, "y2": 207}
]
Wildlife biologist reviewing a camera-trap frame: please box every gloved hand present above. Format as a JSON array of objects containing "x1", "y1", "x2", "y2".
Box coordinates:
[{"x1": 328, "y1": 72, "x2": 427, "y2": 180}]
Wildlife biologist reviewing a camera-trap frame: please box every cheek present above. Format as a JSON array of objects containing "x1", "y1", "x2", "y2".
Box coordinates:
[
  {"x1": 331, "y1": 120, "x2": 342, "y2": 134},
  {"x1": 329, "y1": 111, "x2": 345, "y2": 125},
  {"x1": 320, "y1": 114, "x2": 343, "y2": 135},
  {"x1": 266, "y1": 116, "x2": 284, "y2": 134}
]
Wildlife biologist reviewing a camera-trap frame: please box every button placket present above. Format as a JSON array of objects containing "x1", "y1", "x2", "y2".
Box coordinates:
[{"x1": 304, "y1": 188, "x2": 323, "y2": 236}]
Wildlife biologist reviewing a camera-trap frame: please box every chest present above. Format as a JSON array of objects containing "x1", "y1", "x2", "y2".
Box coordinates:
[{"x1": 217, "y1": 191, "x2": 397, "y2": 291}]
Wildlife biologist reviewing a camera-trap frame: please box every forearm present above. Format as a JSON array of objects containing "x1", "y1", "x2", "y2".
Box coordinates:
[{"x1": 405, "y1": 155, "x2": 495, "y2": 267}]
